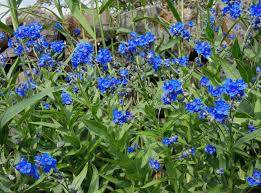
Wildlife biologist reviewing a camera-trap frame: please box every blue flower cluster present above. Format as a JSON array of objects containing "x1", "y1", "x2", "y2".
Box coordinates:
[
  {"x1": 95, "y1": 48, "x2": 112, "y2": 70},
  {"x1": 208, "y1": 99, "x2": 231, "y2": 122},
  {"x1": 249, "y1": 4, "x2": 261, "y2": 30},
  {"x1": 162, "y1": 79, "x2": 183, "y2": 104},
  {"x1": 50, "y1": 40, "x2": 65, "y2": 54},
  {"x1": 118, "y1": 32, "x2": 154, "y2": 55},
  {"x1": 16, "y1": 159, "x2": 40, "y2": 179},
  {"x1": 162, "y1": 135, "x2": 178, "y2": 146},
  {"x1": 38, "y1": 53, "x2": 55, "y2": 68},
  {"x1": 112, "y1": 109, "x2": 133, "y2": 125},
  {"x1": 147, "y1": 50, "x2": 162, "y2": 71},
  {"x1": 177, "y1": 55, "x2": 189, "y2": 66},
  {"x1": 61, "y1": 91, "x2": 72, "y2": 105},
  {"x1": 169, "y1": 22, "x2": 191, "y2": 40},
  {"x1": 148, "y1": 158, "x2": 160, "y2": 170},
  {"x1": 195, "y1": 41, "x2": 212, "y2": 58},
  {"x1": 35, "y1": 153, "x2": 57, "y2": 173},
  {"x1": 248, "y1": 124, "x2": 256, "y2": 133},
  {"x1": 205, "y1": 144, "x2": 216, "y2": 154},
  {"x1": 180, "y1": 147, "x2": 196, "y2": 159},
  {"x1": 246, "y1": 170, "x2": 261, "y2": 187},
  {"x1": 186, "y1": 98, "x2": 204, "y2": 113},
  {"x1": 222, "y1": 0, "x2": 241, "y2": 19},
  {"x1": 71, "y1": 42, "x2": 94, "y2": 68},
  {"x1": 16, "y1": 153, "x2": 56, "y2": 179},
  {"x1": 15, "y1": 80, "x2": 37, "y2": 97},
  {"x1": 208, "y1": 79, "x2": 247, "y2": 99},
  {"x1": 97, "y1": 77, "x2": 121, "y2": 94}
]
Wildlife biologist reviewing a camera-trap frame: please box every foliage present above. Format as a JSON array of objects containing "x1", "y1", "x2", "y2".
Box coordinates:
[{"x1": 0, "y1": 0, "x2": 260, "y2": 193}]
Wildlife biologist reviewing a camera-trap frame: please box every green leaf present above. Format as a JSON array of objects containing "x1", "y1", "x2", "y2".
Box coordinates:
[
  {"x1": 141, "y1": 177, "x2": 168, "y2": 188},
  {"x1": 99, "y1": 0, "x2": 114, "y2": 14},
  {"x1": 0, "y1": 87, "x2": 57, "y2": 132},
  {"x1": 72, "y1": 163, "x2": 88, "y2": 190},
  {"x1": 221, "y1": 61, "x2": 241, "y2": 80},
  {"x1": 84, "y1": 120, "x2": 108, "y2": 139},
  {"x1": 207, "y1": 0, "x2": 214, "y2": 8},
  {"x1": 166, "y1": 0, "x2": 181, "y2": 22},
  {"x1": 235, "y1": 129, "x2": 261, "y2": 147},
  {"x1": 0, "y1": 21, "x2": 13, "y2": 33},
  {"x1": 64, "y1": 0, "x2": 96, "y2": 40},
  {"x1": 231, "y1": 39, "x2": 241, "y2": 59},
  {"x1": 88, "y1": 164, "x2": 99, "y2": 193}
]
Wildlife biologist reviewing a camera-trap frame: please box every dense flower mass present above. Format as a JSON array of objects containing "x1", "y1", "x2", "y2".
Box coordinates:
[
  {"x1": 97, "y1": 77, "x2": 121, "y2": 94},
  {"x1": 35, "y1": 153, "x2": 57, "y2": 173},
  {"x1": 195, "y1": 41, "x2": 212, "y2": 58},
  {"x1": 223, "y1": 79, "x2": 247, "y2": 98},
  {"x1": 169, "y1": 22, "x2": 190, "y2": 40},
  {"x1": 71, "y1": 42, "x2": 94, "y2": 68},
  {"x1": 0, "y1": 32, "x2": 6, "y2": 41},
  {"x1": 162, "y1": 79, "x2": 183, "y2": 104},
  {"x1": 222, "y1": 0, "x2": 242, "y2": 19},
  {"x1": 186, "y1": 98, "x2": 204, "y2": 113},
  {"x1": 112, "y1": 109, "x2": 133, "y2": 125},
  {"x1": 249, "y1": 4, "x2": 261, "y2": 30},
  {"x1": 208, "y1": 99, "x2": 231, "y2": 122},
  {"x1": 14, "y1": 23, "x2": 43, "y2": 40},
  {"x1": 16, "y1": 159, "x2": 40, "y2": 179},
  {"x1": 95, "y1": 48, "x2": 112, "y2": 67},
  {"x1": 38, "y1": 54, "x2": 55, "y2": 68},
  {"x1": 50, "y1": 40, "x2": 65, "y2": 54}
]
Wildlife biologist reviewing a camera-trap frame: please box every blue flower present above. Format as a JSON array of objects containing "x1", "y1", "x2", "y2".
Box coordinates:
[
  {"x1": 223, "y1": 79, "x2": 247, "y2": 98},
  {"x1": 14, "y1": 23, "x2": 43, "y2": 40},
  {"x1": 149, "y1": 158, "x2": 160, "y2": 170},
  {"x1": 120, "y1": 68, "x2": 129, "y2": 77},
  {"x1": 205, "y1": 144, "x2": 216, "y2": 154},
  {"x1": 0, "y1": 32, "x2": 6, "y2": 41},
  {"x1": 127, "y1": 147, "x2": 135, "y2": 153},
  {"x1": 169, "y1": 22, "x2": 184, "y2": 36},
  {"x1": 61, "y1": 91, "x2": 72, "y2": 105},
  {"x1": 71, "y1": 42, "x2": 94, "y2": 68},
  {"x1": 246, "y1": 177, "x2": 259, "y2": 187},
  {"x1": 253, "y1": 170, "x2": 261, "y2": 180},
  {"x1": 147, "y1": 51, "x2": 162, "y2": 71},
  {"x1": 35, "y1": 153, "x2": 57, "y2": 173},
  {"x1": 162, "y1": 79, "x2": 183, "y2": 104},
  {"x1": 195, "y1": 41, "x2": 212, "y2": 58},
  {"x1": 97, "y1": 77, "x2": 120, "y2": 94},
  {"x1": 163, "y1": 79, "x2": 182, "y2": 94},
  {"x1": 177, "y1": 55, "x2": 189, "y2": 66},
  {"x1": 0, "y1": 54, "x2": 7, "y2": 67},
  {"x1": 208, "y1": 99, "x2": 231, "y2": 122},
  {"x1": 50, "y1": 40, "x2": 65, "y2": 54},
  {"x1": 15, "y1": 80, "x2": 37, "y2": 97},
  {"x1": 118, "y1": 42, "x2": 127, "y2": 54},
  {"x1": 187, "y1": 21, "x2": 194, "y2": 27},
  {"x1": 96, "y1": 48, "x2": 112, "y2": 66},
  {"x1": 43, "y1": 103, "x2": 50, "y2": 110},
  {"x1": 208, "y1": 85, "x2": 225, "y2": 97},
  {"x1": 248, "y1": 124, "x2": 256, "y2": 133},
  {"x1": 222, "y1": 1, "x2": 241, "y2": 20},
  {"x1": 162, "y1": 137, "x2": 171, "y2": 146},
  {"x1": 113, "y1": 109, "x2": 133, "y2": 125},
  {"x1": 186, "y1": 98, "x2": 204, "y2": 113},
  {"x1": 16, "y1": 159, "x2": 40, "y2": 179},
  {"x1": 38, "y1": 53, "x2": 55, "y2": 68},
  {"x1": 200, "y1": 76, "x2": 210, "y2": 87},
  {"x1": 54, "y1": 22, "x2": 63, "y2": 30},
  {"x1": 73, "y1": 28, "x2": 81, "y2": 35},
  {"x1": 189, "y1": 147, "x2": 196, "y2": 156},
  {"x1": 162, "y1": 135, "x2": 178, "y2": 146}
]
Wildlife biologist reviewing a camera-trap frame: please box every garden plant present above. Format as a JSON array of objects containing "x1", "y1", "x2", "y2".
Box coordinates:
[{"x1": 0, "y1": 0, "x2": 260, "y2": 192}]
